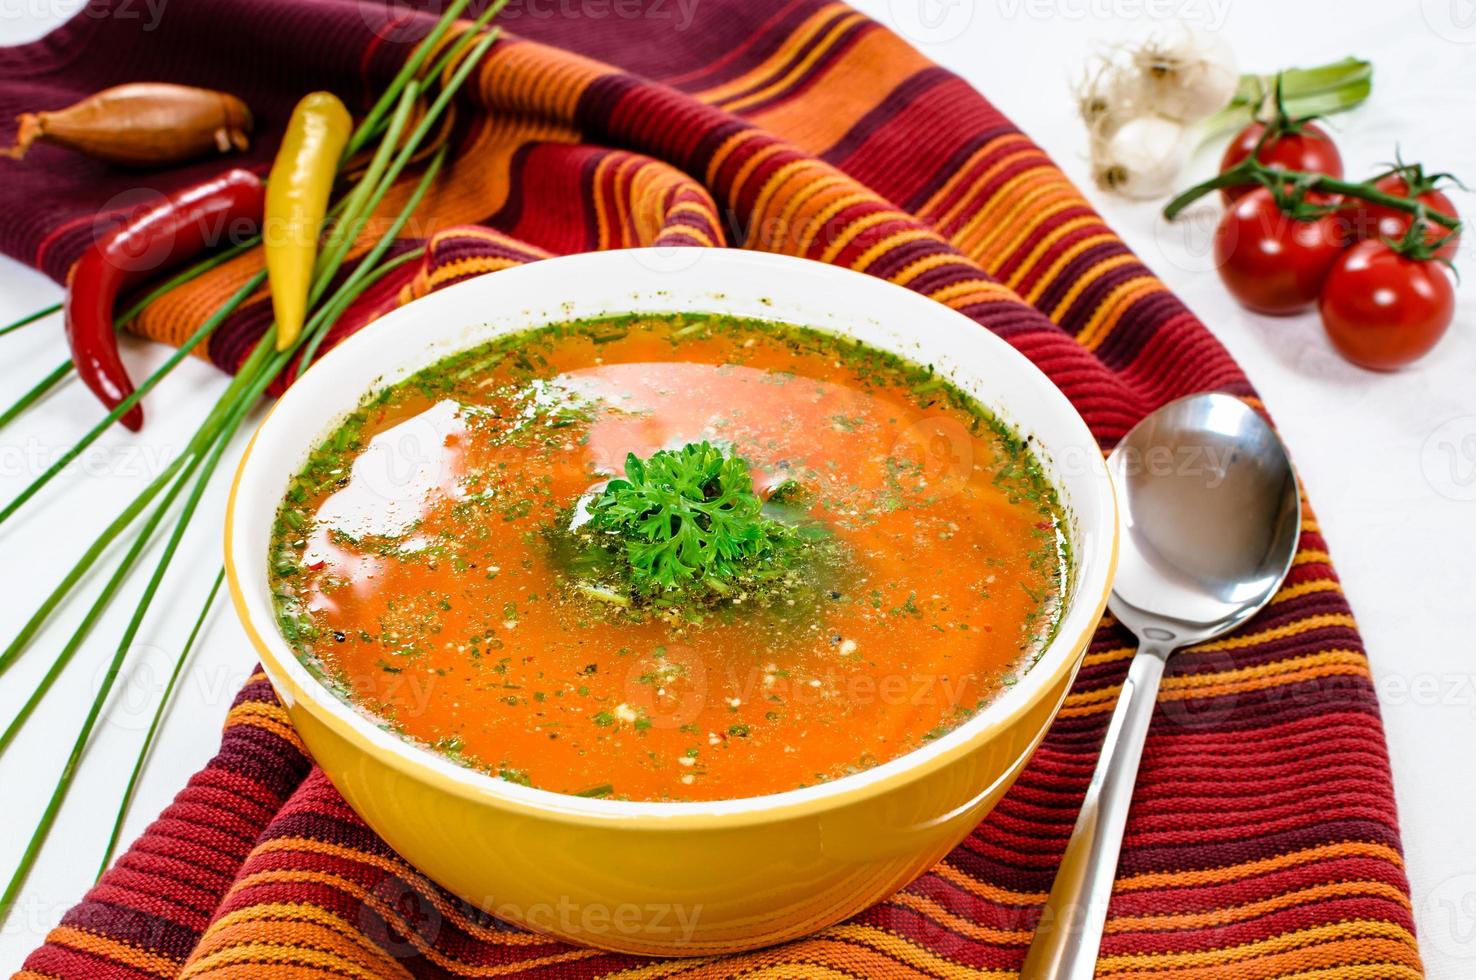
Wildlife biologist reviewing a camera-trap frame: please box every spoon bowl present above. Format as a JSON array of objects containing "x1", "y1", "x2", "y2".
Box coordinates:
[{"x1": 1107, "y1": 392, "x2": 1301, "y2": 646}]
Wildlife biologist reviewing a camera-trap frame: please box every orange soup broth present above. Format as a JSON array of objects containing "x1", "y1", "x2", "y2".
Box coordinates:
[{"x1": 271, "y1": 315, "x2": 1067, "y2": 802}]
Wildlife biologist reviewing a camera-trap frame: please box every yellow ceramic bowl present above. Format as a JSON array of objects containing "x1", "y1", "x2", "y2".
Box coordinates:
[{"x1": 225, "y1": 249, "x2": 1116, "y2": 956}]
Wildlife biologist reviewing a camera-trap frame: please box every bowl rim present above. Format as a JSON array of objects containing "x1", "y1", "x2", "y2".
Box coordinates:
[{"x1": 225, "y1": 248, "x2": 1117, "y2": 828}]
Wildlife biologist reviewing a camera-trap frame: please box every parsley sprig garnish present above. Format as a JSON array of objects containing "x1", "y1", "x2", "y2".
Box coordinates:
[{"x1": 583, "y1": 442, "x2": 800, "y2": 598}]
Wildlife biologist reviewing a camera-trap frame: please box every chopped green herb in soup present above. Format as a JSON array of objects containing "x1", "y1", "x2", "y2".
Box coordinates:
[{"x1": 270, "y1": 314, "x2": 1068, "y2": 801}]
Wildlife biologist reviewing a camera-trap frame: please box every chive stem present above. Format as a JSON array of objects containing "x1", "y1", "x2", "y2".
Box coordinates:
[
  {"x1": 296, "y1": 244, "x2": 427, "y2": 377},
  {"x1": 0, "y1": 453, "x2": 206, "y2": 757},
  {"x1": 297, "y1": 155, "x2": 446, "y2": 378},
  {"x1": 0, "y1": 453, "x2": 188, "y2": 680},
  {"x1": 316, "y1": 26, "x2": 497, "y2": 294},
  {"x1": 0, "y1": 361, "x2": 70, "y2": 432},
  {"x1": 96, "y1": 570, "x2": 223, "y2": 878},
  {"x1": 345, "y1": 0, "x2": 473, "y2": 157},
  {"x1": 363, "y1": 28, "x2": 499, "y2": 213},
  {"x1": 422, "y1": 0, "x2": 508, "y2": 87},
  {"x1": 314, "y1": 83, "x2": 421, "y2": 298},
  {"x1": 0, "y1": 303, "x2": 61, "y2": 338}
]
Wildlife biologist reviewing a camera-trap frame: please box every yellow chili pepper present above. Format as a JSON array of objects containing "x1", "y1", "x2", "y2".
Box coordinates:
[{"x1": 265, "y1": 91, "x2": 351, "y2": 351}]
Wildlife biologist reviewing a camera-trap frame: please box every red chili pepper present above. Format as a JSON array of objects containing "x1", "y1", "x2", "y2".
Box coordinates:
[{"x1": 65, "y1": 168, "x2": 265, "y2": 430}]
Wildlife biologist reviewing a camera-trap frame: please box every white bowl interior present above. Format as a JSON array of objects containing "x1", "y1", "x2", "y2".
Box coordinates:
[{"x1": 227, "y1": 248, "x2": 1115, "y2": 819}]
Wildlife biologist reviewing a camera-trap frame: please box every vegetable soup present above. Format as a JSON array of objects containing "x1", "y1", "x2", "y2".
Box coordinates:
[{"x1": 269, "y1": 314, "x2": 1068, "y2": 802}]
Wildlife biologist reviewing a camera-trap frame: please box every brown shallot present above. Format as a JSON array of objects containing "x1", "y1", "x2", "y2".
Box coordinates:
[{"x1": 5, "y1": 82, "x2": 252, "y2": 168}]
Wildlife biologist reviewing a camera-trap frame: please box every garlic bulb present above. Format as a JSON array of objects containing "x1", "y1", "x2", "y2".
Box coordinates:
[
  {"x1": 1075, "y1": 61, "x2": 1147, "y2": 135},
  {"x1": 1132, "y1": 28, "x2": 1239, "y2": 123},
  {"x1": 1091, "y1": 115, "x2": 1190, "y2": 200}
]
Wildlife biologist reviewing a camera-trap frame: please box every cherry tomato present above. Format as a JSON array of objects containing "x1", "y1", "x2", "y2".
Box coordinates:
[
  {"x1": 1319, "y1": 240, "x2": 1454, "y2": 369},
  {"x1": 1219, "y1": 121, "x2": 1343, "y2": 204},
  {"x1": 1347, "y1": 173, "x2": 1461, "y2": 261},
  {"x1": 1214, "y1": 187, "x2": 1346, "y2": 315}
]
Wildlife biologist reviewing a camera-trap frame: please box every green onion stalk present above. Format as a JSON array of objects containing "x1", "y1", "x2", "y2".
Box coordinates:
[
  {"x1": 0, "y1": 0, "x2": 502, "y2": 924},
  {"x1": 1201, "y1": 58, "x2": 1373, "y2": 139}
]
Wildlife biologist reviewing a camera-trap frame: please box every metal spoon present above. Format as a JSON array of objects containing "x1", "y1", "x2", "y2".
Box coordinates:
[{"x1": 1020, "y1": 392, "x2": 1301, "y2": 980}]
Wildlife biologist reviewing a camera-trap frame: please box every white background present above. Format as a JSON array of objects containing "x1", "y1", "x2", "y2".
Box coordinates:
[{"x1": 2, "y1": 0, "x2": 1474, "y2": 975}]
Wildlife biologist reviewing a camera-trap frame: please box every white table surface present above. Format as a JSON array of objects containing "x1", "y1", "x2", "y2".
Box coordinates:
[{"x1": 2, "y1": 1, "x2": 1473, "y2": 975}]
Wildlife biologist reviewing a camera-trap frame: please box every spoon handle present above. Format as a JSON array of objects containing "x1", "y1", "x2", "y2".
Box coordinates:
[{"x1": 1019, "y1": 644, "x2": 1169, "y2": 980}]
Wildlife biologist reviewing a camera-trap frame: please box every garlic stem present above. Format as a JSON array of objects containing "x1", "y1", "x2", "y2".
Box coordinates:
[{"x1": 1201, "y1": 57, "x2": 1372, "y2": 139}]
